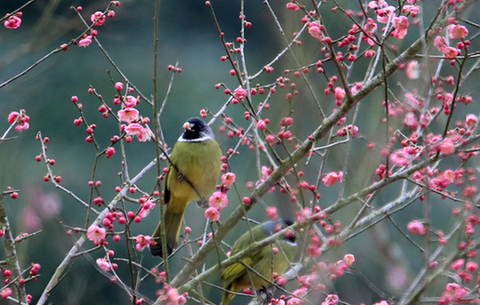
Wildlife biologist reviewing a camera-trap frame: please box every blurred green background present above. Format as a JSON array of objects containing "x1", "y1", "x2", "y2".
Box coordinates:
[{"x1": 0, "y1": 0, "x2": 479, "y2": 304}]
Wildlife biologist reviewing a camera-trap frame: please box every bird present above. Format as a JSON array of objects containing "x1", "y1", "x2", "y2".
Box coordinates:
[
  {"x1": 220, "y1": 219, "x2": 297, "y2": 305},
  {"x1": 150, "y1": 117, "x2": 222, "y2": 258}
]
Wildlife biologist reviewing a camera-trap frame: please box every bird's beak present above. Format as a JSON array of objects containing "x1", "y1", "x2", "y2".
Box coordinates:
[{"x1": 183, "y1": 122, "x2": 193, "y2": 131}]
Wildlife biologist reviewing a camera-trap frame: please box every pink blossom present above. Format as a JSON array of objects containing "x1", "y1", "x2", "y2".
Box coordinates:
[
  {"x1": 406, "y1": 220, "x2": 426, "y2": 235},
  {"x1": 106, "y1": 147, "x2": 115, "y2": 159},
  {"x1": 205, "y1": 207, "x2": 220, "y2": 221},
  {"x1": 91, "y1": 11, "x2": 106, "y2": 26},
  {"x1": 135, "y1": 234, "x2": 152, "y2": 251},
  {"x1": 368, "y1": 0, "x2": 387, "y2": 9},
  {"x1": 139, "y1": 201, "x2": 156, "y2": 218},
  {"x1": 118, "y1": 107, "x2": 139, "y2": 123},
  {"x1": 467, "y1": 261, "x2": 478, "y2": 272},
  {"x1": 334, "y1": 87, "x2": 346, "y2": 100},
  {"x1": 125, "y1": 95, "x2": 138, "y2": 107},
  {"x1": 403, "y1": 112, "x2": 418, "y2": 129},
  {"x1": 4, "y1": 15, "x2": 21, "y2": 29},
  {"x1": 234, "y1": 87, "x2": 248, "y2": 100},
  {"x1": 221, "y1": 172, "x2": 236, "y2": 186},
  {"x1": 363, "y1": 19, "x2": 377, "y2": 34},
  {"x1": 465, "y1": 114, "x2": 478, "y2": 128},
  {"x1": 451, "y1": 258, "x2": 465, "y2": 271},
  {"x1": 448, "y1": 24, "x2": 468, "y2": 40},
  {"x1": 434, "y1": 36, "x2": 448, "y2": 52},
  {"x1": 1, "y1": 288, "x2": 12, "y2": 299},
  {"x1": 7, "y1": 111, "x2": 19, "y2": 123},
  {"x1": 438, "y1": 138, "x2": 455, "y2": 155},
  {"x1": 322, "y1": 171, "x2": 343, "y2": 186},
  {"x1": 392, "y1": 16, "x2": 409, "y2": 39},
  {"x1": 308, "y1": 22, "x2": 323, "y2": 41},
  {"x1": 443, "y1": 47, "x2": 459, "y2": 59},
  {"x1": 406, "y1": 61, "x2": 420, "y2": 79},
  {"x1": 115, "y1": 82, "x2": 124, "y2": 91},
  {"x1": 96, "y1": 258, "x2": 111, "y2": 271},
  {"x1": 287, "y1": 297, "x2": 306, "y2": 305},
  {"x1": 322, "y1": 294, "x2": 339, "y2": 305},
  {"x1": 209, "y1": 191, "x2": 228, "y2": 210},
  {"x1": 296, "y1": 207, "x2": 311, "y2": 223},
  {"x1": 87, "y1": 225, "x2": 106, "y2": 245},
  {"x1": 78, "y1": 36, "x2": 92, "y2": 48},
  {"x1": 344, "y1": 254, "x2": 355, "y2": 265},
  {"x1": 125, "y1": 123, "x2": 144, "y2": 137},
  {"x1": 402, "y1": 5, "x2": 420, "y2": 17},
  {"x1": 266, "y1": 206, "x2": 278, "y2": 219},
  {"x1": 257, "y1": 120, "x2": 267, "y2": 130},
  {"x1": 138, "y1": 127, "x2": 153, "y2": 142},
  {"x1": 389, "y1": 148, "x2": 411, "y2": 166},
  {"x1": 286, "y1": 3, "x2": 300, "y2": 11},
  {"x1": 376, "y1": 6, "x2": 395, "y2": 23}
]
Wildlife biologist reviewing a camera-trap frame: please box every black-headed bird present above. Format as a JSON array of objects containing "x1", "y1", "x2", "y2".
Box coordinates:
[
  {"x1": 150, "y1": 117, "x2": 222, "y2": 257},
  {"x1": 220, "y1": 219, "x2": 297, "y2": 305}
]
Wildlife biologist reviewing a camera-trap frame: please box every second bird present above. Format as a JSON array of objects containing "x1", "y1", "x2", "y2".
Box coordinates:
[{"x1": 150, "y1": 117, "x2": 222, "y2": 258}]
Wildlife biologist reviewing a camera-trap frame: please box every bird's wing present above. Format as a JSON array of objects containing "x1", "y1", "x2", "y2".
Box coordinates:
[{"x1": 221, "y1": 257, "x2": 254, "y2": 289}]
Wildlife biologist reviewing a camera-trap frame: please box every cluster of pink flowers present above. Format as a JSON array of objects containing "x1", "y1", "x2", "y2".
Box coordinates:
[
  {"x1": 433, "y1": 20, "x2": 468, "y2": 59},
  {"x1": 7, "y1": 109, "x2": 30, "y2": 132},
  {"x1": 205, "y1": 172, "x2": 235, "y2": 221},
  {"x1": 115, "y1": 85, "x2": 153, "y2": 142},
  {"x1": 156, "y1": 284, "x2": 187, "y2": 305},
  {"x1": 4, "y1": 12, "x2": 22, "y2": 29},
  {"x1": 438, "y1": 283, "x2": 469, "y2": 305}
]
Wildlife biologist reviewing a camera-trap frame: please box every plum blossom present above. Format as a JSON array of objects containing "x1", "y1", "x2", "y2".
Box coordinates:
[
  {"x1": 135, "y1": 234, "x2": 152, "y2": 251},
  {"x1": 125, "y1": 95, "x2": 138, "y2": 107},
  {"x1": 87, "y1": 225, "x2": 106, "y2": 245},
  {"x1": 443, "y1": 47, "x2": 459, "y2": 59},
  {"x1": 390, "y1": 148, "x2": 411, "y2": 166},
  {"x1": 118, "y1": 107, "x2": 139, "y2": 123},
  {"x1": 221, "y1": 172, "x2": 236, "y2": 186},
  {"x1": 79, "y1": 36, "x2": 93, "y2": 48},
  {"x1": 4, "y1": 14, "x2": 21, "y2": 29},
  {"x1": 323, "y1": 171, "x2": 343, "y2": 186},
  {"x1": 139, "y1": 200, "x2": 156, "y2": 218},
  {"x1": 1, "y1": 288, "x2": 12, "y2": 299},
  {"x1": 406, "y1": 60, "x2": 420, "y2": 79},
  {"x1": 308, "y1": 22, "x2": 323, "y2": 41},
  {"x1": 91, "y1": 11, "x2": 106, "y2": 26},
  {"x1": 438, "y1": 138, "x2": 455, "y2": 155},
  {"x1": 376, "y1": 6, "x2": 395, "y2": 23},
  {"x1": 209, "y1": 191, "x2": 228, "y2": 210},
  {"x1": 407, "y1": 220, "x2": 426, "y2": 235},
  {"x1": 448, "y1": 24, "x2": 468, "y2": 40},
  {"x1": 125, "y1": 123, "x2": 152, "y2": 142},
  {"x1": 402, "y1": 5, "x2": 420, "y2": 17},
  {"x1": 322, "y1": 294, "x2": 339, "y2": 305},
  {"x1": 434, "y1": 36, "x2": 448, "y2": 52},
  {"x1": 465, "y1": 114, "x2": 478, "y2": 128},
  {"x1": 392, "y1": 16, "x2": 409, "y2": 39},
  {"x1": 234, "y1": 87, "x2": 248, "y2": 100},
  {"x1": 286, "y1": 3, "x2": 300, "y2": 11},
  {"x1": 205, "y1": 207, "x2": 220, "y2": 221},
  {"x1": 96, "y1": 258, "x2": 111, "y2": 271}
]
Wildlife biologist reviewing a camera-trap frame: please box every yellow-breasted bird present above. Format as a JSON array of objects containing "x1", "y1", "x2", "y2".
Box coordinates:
[
  {"x1": 220, "y1": 219, "x2": 297, "y2": 305},
  {"x1": 150, "y1": 117, "x2": 222, "y2": 257}
]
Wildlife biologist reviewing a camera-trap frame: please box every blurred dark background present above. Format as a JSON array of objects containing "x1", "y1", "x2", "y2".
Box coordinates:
[{"x1": 0, "y1": 0, "x2": 479, "y2": 304}]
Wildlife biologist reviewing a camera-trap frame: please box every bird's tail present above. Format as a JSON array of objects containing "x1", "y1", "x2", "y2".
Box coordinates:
[
  {"x1": 150, "y1": 201, "x2": 187, "y2": 257},
  {"x1": 220, "y1": 291, "x2": 235, "y2": 305}
]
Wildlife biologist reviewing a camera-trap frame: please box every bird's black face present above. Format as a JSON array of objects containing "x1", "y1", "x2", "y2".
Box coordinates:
[{"x1": 180, "y1": 117, "x2": 215, "y2": 142}]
